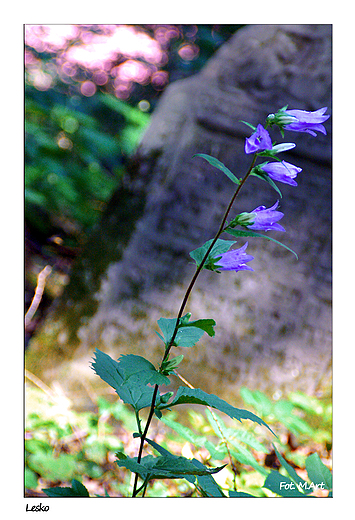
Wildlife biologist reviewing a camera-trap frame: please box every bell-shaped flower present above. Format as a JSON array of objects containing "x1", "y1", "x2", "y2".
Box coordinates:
[
  {"x1": 260, "y1": 161, "x2": 302, "y2": 186},
  {"x1": 244, "y1": 201, "x2": 285, "y2": 232},
  {"x1": 267, "y1": 106, "x2": 330, "y2": 137},
  {"x1": 245, "y1": 124, "x2": 273, "y2": 154},
  {"x1": 283, "y1": 107, "x2": 330, "y2": 136},
  {"x1": 214, "y1": 242, "x2": 254, "y2": 272}
]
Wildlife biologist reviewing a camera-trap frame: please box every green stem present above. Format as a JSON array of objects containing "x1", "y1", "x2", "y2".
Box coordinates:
[
  {"x1": 162, "y1": 153, "x2": 257, "y2": 363},
  {"x1": 131, "y1": 153, "x2": 257, "y2": 497},
  {"x1": 132, "y1": 383, "x2": 160, "y2": 497}
]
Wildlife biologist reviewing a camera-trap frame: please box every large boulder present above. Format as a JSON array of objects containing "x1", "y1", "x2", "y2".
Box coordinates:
[{"x1": 26, "y1": 24, "x2": 332, "y2": 407}]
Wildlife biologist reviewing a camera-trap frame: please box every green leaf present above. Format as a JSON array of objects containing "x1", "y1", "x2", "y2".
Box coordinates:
[
  {"x1": 160, "y1": 355, "x2": 184, "y2": 375},
  {"x1": 225, "y1": 228, "x2": 298, "y2": 259},
  {"x1": 144, "y1": 437, "x2": 176, "y2": 458},
  {"x1": 175, "y1": 326, "x2": 205, "y2": 348},
  {"x1": 43, "y1": 479, "x2": 90, "y2": 497},
  {"x1": 116, "y1": 454, "x2": 225, "y2": 480},
  {"x1": 240, "y1": 387, "x2": 273, "y2": 416},
  {"x1": 118, "y1": 354, "x2": 170, "y2": 386},
  {"x1": 204, "y1": 440, "x2": 228, "y2": 460},
  {"x1": 238, "y1": 120, "x2": 257, "y2": 132},
  {"x1": 231, "y1": 430, "x2": 269, "y2": 454},
  {"x1": 71, "y1": 479, "x2": 91, "y2": 497},
  {"x1": 91, "y1": 349, "x2": 168, "y2": 411},
  {"x1": 193, "y1": 153, "x2": 241, "y2": 185},
  {"x1": 230, "y1": 445, "x2": 268, "y2": 476},
  {"x1": 156, "y1": 317, "x2": 177, "y2": 346},
  {"x1": 143, "y1": 440, "x2": 226, "y2": 497},
  {"x1": 273, "y1": 444, "x2": 311, "y2": 493},
  {"x1": 263, "y1": 470, "x2": 306, "y2": 497},
  {"x1": 157, "y1": 387, "x2": 275, "y2": 436},
  {"x1": 305, "y1": 453, "x2": 332, "y2": 491},
  {"x1": 157, "y1": 314, "x2": 216, "y2": 349},
  {"x1": 204, "y1": 408, "x2": 268, "y2": 454},
  {"x1": 179, "y1": 318, "x2": 216, "y2": 337},
  {"x1": 157, "y1": 317, "x2": 204, "y2": 348},
  {"x1": 191, "y1": 459, "x2": 226, "y2": 497}
]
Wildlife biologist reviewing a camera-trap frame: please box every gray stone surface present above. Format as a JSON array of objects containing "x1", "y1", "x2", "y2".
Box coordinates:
[{"x1": 27, "y1": 24, "x2": 332, "y2": 407}]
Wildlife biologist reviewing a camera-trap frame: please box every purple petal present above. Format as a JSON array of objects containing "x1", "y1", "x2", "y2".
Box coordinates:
[
  {"x1": 215, "y1": 242, "x2": 254, "y2": 272},
  {"x1": 245, "y1": 124, "x2": 273, "y2": 154},
  {"x1": 261, "y1": 161, "x2": 302, "y2": 187},
  {"x1": 284, "y1": 107, "x2": 330, "y2": 136}
]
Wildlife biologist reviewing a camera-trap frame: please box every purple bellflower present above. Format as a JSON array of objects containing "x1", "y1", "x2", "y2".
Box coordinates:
[
  {"x1": 245, "y1": 124, "x2": 273, "y2": 154},
  {"x1": 260, "y1": 161, "x2": 302, "y2": 187},
  {"x1": 243, "y1": 201, "x2": 285, "y2": 232},
  {"x1": 214, "y1": 242, "x2": 254, "y2": 272},
  {"x1": 283, "y1": 107, "x2": 330, "y2": 136},
  {"x1": 267, "y1": 107, "x2": 330, "y2": 137}
]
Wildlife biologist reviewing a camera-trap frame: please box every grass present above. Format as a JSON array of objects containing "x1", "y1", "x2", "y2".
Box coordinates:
[{"x1": 25, "y1": 370, "x2": 332, "y2": 497}]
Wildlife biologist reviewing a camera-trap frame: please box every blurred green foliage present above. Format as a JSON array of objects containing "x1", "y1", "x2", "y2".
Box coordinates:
[
  {"x1": 240, "y1": 387, "x2": 332, "y2": 447},
  {"x1": 25, "y1": 85, "x2": 150, "y2": 249},
  {"x1": 25, "y1": 382, "x2": 331, "y2": 497}
]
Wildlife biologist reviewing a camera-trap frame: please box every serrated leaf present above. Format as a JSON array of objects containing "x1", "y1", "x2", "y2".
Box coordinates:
[
  {"x1": 43, "y1": 479, "x2": 90, "y2": 498},
  {"x1": 157, "y1": 317, "x2": 203, "y2": 348},
  {"x1": 263, "y1": 470, "x2": 306, "y2": 497},
  {"x1": 144, "y1": 437, "x2": 226, "y2": 496},
  {"x1": 157, "y1": 315, "x2": 216, "y2": 349},
  {"x1": 71, "y1": 479, "x2": 91, "y2": 497},
  {"x1": 91, "y1": 349, "x2": 168, "y2": 411},
  {"x1": 116, "y1": 454, "x2": 225, "y2": 480},
  {"x1": 119, "y1": 354, "x2": 170, "y2": 386},
  {"x1": 194, "y1": 153, "x2": 240, "y2": 185},
  {"x1": 157, "y1": 387, "x2": 275, "y2": 436},
  {"x1": 305, "y1": 453, "x2": 332, "y2": 491},
  {"x1": 180, "y1": 318, "x2": 216, "y2": 337},
  {"x1": 225, "y1": 228, "x2": 298, "y2": 259},
  {"x1": 191, "y1": 459, "x2": 226, "y2": 497}
]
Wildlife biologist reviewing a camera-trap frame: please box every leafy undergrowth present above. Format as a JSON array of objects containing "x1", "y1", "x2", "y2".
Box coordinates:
[{"x1": 25, "y1": 375, "x2": 332, "y2": 498}]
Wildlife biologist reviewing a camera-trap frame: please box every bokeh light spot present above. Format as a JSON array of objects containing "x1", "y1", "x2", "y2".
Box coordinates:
[
  {"x1": 151, "y1": 71, "x2": 168, "y2": 90},
  {"x1": 138, "y1": 100, "x2": 150, "y2": 112},
  {"x1": 80, "y1": 81, "x2": 97, "y2": 97}
]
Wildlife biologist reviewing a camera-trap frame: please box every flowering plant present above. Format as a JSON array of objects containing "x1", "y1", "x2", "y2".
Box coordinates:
[
  {"x1": 44, "y1": 106, "x2": 331, "y2": 498},
  {"x1": 266, "y1": 106, "x2": 330, "y2": 137}
]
